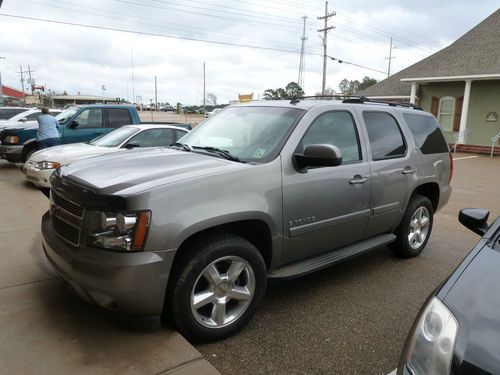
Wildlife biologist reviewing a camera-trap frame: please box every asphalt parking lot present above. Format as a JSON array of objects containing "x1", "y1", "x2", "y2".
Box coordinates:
[
  {"x1": 196, "y1": 154, "x2": 500, "y2": 374},
  {"x1": 0, "y1": 154, "x2": 498, "y2": 375}
]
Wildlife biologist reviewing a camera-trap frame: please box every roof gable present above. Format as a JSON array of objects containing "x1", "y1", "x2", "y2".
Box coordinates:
[{"x1": 360, "y1": 8, "x2": 500, "y2": 96}]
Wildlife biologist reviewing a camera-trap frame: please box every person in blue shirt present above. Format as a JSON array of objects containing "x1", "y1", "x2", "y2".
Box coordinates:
[{"x1": 37, "y1": 107, "x2": 60, "y2": 149}]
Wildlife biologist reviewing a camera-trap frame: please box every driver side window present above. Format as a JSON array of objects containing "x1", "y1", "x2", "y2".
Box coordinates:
[
  {"x1": 300, "y1": 111, "x2": 361, "y2": 164},
  {"x1": 73, "y1": 109, "x2": 103, "y2": 128}
]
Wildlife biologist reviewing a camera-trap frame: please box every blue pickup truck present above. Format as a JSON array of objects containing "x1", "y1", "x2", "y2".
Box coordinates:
[{"x1": 0, "y1": 105, "x2": 142, "y2": 163}]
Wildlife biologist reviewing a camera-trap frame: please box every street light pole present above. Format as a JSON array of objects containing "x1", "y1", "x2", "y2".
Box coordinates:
[{"x1": 101, "y1": 85, "x2": 106, "y2": 104}]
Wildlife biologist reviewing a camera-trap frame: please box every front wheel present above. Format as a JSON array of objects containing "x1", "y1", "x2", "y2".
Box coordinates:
[
  {"x1": 391, "y1": 195, "x2": 434, "y2": 258},
  {"x1": 169, "y1": 233, "x2": 267, "y2": 342}
]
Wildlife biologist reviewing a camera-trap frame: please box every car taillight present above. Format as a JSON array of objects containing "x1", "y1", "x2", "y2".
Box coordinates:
[{"x1": 448, "y1": 152, "x2": 453, "y2": 184}]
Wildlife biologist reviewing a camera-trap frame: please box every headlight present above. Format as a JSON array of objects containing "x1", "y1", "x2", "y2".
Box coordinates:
[
  {"x1": 86, "y1": 210, "x2": 151, "y2": 252},
  {"x1": 35, "y1": 161, "x2": 61, "y2": 170},
  {"x1": 400, "y1": 297, "x2": 458, "y2": 375},
  {"x1": 4, "y1": 135, "x2": 19, "y2": 144}
]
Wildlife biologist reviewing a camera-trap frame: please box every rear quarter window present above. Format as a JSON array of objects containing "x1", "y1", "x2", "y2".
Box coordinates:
[{"x1": 403, "y1": 113, "x2": 449, "y2": 154}]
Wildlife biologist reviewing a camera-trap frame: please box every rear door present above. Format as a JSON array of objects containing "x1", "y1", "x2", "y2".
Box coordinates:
[
  {"x1": 360, "y1": 109, "x2": 413, "y2": 237},
  {"x1": 62, "y1": 108, "x2": 104, "y2": 144},
  {"x1": 281, "y1": 109, "x2": 371, "y2": 264}
]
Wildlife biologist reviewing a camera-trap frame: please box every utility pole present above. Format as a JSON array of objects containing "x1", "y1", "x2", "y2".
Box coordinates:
[
  {"x1": 318, "y1": 1, "x2": 335, "y2": 95},
  {"x1": 27, "y1": 65, "x2": 35, "y2": 93},
  {"x1": 203, "y1": 62, "x2": 206, "y2": 115},
  {"x1": 298, "y1": 16, "x2": 308, "y2": 89},
  {"x1": 154, "y1": 75, "x2": 158, "y2": 111},
  {"x1": 386, "y1": 37, "x2": 396, "y2": 77},
  {"x1": 131, "y1": 47, "x2": 135, "y2": 104},
  {"x1": 0, "y1": 56, "x2": 5, "y2": 106}
]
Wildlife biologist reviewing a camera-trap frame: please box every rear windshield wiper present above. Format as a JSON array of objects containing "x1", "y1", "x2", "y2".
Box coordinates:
[
  {"x1": 169, "y1": 142, "x2": 192, "y2": 152},
  {"x1": 192, "y1": 146, "x2": 242, "y2": 162}
]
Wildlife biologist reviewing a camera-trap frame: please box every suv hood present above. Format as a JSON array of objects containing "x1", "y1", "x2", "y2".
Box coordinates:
[{"x1": 60, "y1": 147, "x2": 249, "y2": 195}]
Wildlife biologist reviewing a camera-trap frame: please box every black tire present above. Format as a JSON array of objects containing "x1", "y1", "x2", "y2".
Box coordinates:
[
  {"x1": 169, "y1": 233, "x2": 267, "y2": 342},
  {"x1": 391, "y1": 194, "x2": 434, "y2": 258}
]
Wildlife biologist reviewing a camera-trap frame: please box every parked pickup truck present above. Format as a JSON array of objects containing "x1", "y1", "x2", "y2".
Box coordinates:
[
  {"x1": 0, "y1": 105, "x2": 142, "y2": 163},
  {"x1": 41, "y1": 98, "x2": 452, "y2": 342}
]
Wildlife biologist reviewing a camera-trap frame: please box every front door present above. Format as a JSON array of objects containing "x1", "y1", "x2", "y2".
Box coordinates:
[
  {"x1": 282, "y1": 110, "x2": 371, "y2": 265},
  {"x1": 62, "y1": 108, "x2": 105, "y2": 144}
]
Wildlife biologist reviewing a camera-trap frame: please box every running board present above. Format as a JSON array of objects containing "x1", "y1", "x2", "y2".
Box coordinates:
[{"x1": 269, "y1": 234, "x2": 396, "y2": 279}]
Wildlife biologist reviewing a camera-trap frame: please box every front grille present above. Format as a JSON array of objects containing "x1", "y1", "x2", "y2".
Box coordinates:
[
  {"x1": 52, "y1": 190, "x2": 84, "y2": 218},
  {"x1": 53, "y1": 215, "x2": 80, "y2": 246}
]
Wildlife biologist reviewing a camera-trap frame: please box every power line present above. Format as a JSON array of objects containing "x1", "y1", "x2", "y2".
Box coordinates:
[
  {"x1": 0, "y1": 13, "x2": 386, "y2": 76},
  {"x1": 20, "y1": 0, "x2": 309, "y2": 52}
]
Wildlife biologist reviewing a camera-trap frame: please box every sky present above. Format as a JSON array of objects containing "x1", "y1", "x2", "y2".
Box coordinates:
[{"x1": 0, "y1": 0, "x2": 498, "y2": 105}]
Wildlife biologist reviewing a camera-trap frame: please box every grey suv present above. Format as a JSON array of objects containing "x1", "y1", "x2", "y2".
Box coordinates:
[{"x1": 41, "y1": 98, "x2": 452, "y2": 342}]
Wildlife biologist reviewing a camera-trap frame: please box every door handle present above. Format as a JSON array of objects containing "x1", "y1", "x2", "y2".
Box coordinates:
[
  {"x1": 349, "y1": 175, "x2": 369, "y2": 184},
  {"x1": 401, "y1": 167, "x2": 416, "y2": 175}
]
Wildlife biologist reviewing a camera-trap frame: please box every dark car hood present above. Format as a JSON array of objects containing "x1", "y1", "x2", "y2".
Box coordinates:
[
  {"x1": 60, "y1": 147, "x2": 249, "y2": 195},
  {"x1": 442, "y1": 242, "x2": 500, "y2": 374}
]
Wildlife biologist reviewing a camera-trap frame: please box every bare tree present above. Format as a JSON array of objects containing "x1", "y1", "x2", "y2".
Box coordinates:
[{"x1": 206, "y1": 93, "x2": 217, "y2": 106}]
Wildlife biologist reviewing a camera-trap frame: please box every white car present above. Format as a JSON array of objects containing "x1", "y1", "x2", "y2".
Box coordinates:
[
  {"x1": 23, "y1": 124, "x2": 189, "y2": 188},
  {"x1": 204, "y1": 108, "x2": 222, "y2": 118},
  {"x1": 0, "y1": 108, "x2": 62, "y2": 130}
]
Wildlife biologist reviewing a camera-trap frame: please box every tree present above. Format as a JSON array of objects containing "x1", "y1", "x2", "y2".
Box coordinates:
[
  {"x1": 285, "y1": 82, "x2": 304, "y2": 99},
  {"x1": 206, "y1": 93, "x2": 217, "y2": 106},
  {"x1": 358, "y1": 76, "x2": 378, "y2": 91},
  {"x1": 263, "y1": 82, "x2": 304, "y2": 100},
  {"x1": 338, "y1": 79, "x2": 360, "y2": 97}
]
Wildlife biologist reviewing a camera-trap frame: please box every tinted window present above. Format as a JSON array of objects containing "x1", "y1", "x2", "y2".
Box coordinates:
[
  {"x1": 73, "y1": 109, "x2": 103, "y2": 128},
  {"x1": 175, "y1": 129, "x2": 188, "y2": 141},
  {"x1": 127, "y1": 128, "x2": 174, "y2": 147},
  {"x1": 363, "y1": 111, "x2": 406, "y2": 160},
  {"x1": 26, "y1": 112, "x2": 42, "y2": 120},
  {"x1": 403, "y1": 114, "x2": 449, "y2": 154},
  {"x1": 107, "y1": 108, "x2": 132, "y2": 128},
  {"x1": 89, "y1": 126, "x2": 139, "y2": 147},
  {"x1": 300, "y1": 111, "x2": 361, "y2": 164},
  {"x1": 0, "y1": 108, "x2": 26, "y2": 120}
]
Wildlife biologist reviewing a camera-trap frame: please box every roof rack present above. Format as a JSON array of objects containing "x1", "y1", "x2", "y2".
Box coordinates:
[
  {"x1": 288, "y1": 95, "x2": 422, "y2": 110},
  {"x1": 342, "y1": 96, "x2": 422, "y2": 110}
]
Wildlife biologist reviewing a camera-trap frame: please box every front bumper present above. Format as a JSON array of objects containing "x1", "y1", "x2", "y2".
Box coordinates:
[
  {"x1": 0, "y1": 144, "x2": 22, "y2": 162},
  {"x1": 23, "y1": 162, "x2": 53, "y2": 188},
  {"x1": 41, "y1": 211, "x2": 174, "y2": 318}
]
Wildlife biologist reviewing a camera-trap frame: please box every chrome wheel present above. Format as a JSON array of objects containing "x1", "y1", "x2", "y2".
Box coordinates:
[
  {"x1": 191, "y1": 256, "x2": 255, "y2": 328},
  {"x1": 408, "y1": 206, "x2": 431, "y2": 250}
]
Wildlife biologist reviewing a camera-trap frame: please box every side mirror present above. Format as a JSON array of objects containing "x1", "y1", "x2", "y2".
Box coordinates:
[
  {"x1": 124, "y1": 142, "x2": 140, "y2": 149},
  {"x1": 19, "y1": 117, "x2": 27, "y2": 122},
  {"x1": 69, "y1": 120, "x2": 79, "y2": 129},
  {"x1": 293, "y1": 144, "x2": 342, "y2": 172},
  {"x1": 459, "y1": 208, "x2": 490, "y2": 236}
]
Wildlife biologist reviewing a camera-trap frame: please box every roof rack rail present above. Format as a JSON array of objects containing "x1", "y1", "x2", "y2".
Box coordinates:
[
  {"x1": 289, "y1": 94, "x2": 359, "y2": 104},
  {"x1": 342, "y1": 96, "x2": 422, "y2": 110}
]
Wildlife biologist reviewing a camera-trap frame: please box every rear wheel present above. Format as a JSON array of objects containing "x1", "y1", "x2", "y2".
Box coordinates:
[
  {"x1": 391, "y1": 194, "x2": 434, "y2": 258},
  {"x1": 169, "y1": 233, "x2": 267, "y2": 342}
]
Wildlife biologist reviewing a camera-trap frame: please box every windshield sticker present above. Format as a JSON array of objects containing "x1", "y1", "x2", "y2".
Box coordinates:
[{"x1": 253, "y1": 148, "x2": 266, "y2": 158}]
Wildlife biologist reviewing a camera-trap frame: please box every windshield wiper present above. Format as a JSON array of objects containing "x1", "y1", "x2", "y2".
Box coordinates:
[
  {"x1": 192, "y1": 146, "x2": 242, "y2": 162},
  {"x1": 169, "y1": 142, "x2": 192, "y2": 152}
]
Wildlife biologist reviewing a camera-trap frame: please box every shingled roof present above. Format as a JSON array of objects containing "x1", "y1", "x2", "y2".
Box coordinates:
[{"x1": 359, "y1": 8, "x2": 500, "y2": 97}]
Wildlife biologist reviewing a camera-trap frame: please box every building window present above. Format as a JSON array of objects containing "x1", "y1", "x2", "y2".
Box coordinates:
[{"x1": 438, "y1": 97, "x2": 455, "y2": 131}]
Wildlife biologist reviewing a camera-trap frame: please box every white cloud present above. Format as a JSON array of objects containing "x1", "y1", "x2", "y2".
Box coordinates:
[{"x1": 0, "y1": 0, "x2": 497, "y2": 104}]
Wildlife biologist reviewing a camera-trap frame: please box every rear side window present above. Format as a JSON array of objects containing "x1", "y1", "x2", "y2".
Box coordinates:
[
  {"x1": 107, "y1": 108, "x2": 132, "y2": 128},
  {"x1": 0, "y1": 108, "x2": 26, "y2": 119},
  {"x1": 403, "y1": 113, "x2": 449, "y2": 154},
  {"x1": 363, "y1": 111, "x2": 406, "y2": 160}
]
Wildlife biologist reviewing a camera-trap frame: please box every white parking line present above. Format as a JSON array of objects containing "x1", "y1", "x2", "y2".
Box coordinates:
[
  {"x1": 387, "y1": 369, "x2": 397, "y2": 375},
  {"x1": 453, "y1": 155, "x2": 479, "y2": 161}
]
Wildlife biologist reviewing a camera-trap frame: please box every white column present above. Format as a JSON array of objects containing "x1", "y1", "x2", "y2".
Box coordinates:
[
  {"x1": 410, "y1": 82, "x2": 417, "y2": 104},
  {"x1": 458, "y1": 80, "x2": 472, "y2": 143}
]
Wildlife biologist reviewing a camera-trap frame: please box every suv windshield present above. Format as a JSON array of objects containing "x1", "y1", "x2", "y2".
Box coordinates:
[
  {"x1": 89, "y1": 126, "x2": 139, "y2": 147},
  {"x1": 56, "y1": 107, "x2": 79, "y2": 123},
  {"x1": 180, "y1": 106, "x2": 304, "y2": 163}
]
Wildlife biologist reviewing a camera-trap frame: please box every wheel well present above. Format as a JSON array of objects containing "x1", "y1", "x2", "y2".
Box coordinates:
[
  {"x1": 413, "y1": 183, "x2": 439, "y2": 212},
  {"x1": 163, "y1": 220, "x2": 273, "y2": 320}
]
